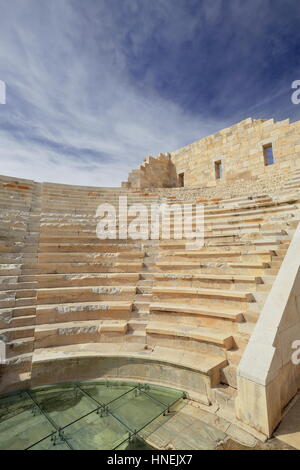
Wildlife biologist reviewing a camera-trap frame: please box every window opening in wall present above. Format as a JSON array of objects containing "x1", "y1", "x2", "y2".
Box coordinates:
[
  {"x1": 178, "y1": 173, "x2": 184, "y2": 187},
  {"x1": 263, "y1": 144, "x2": 275, "y2": 166},
  {"x1": 215, "y1": 160, "x2": 222, "y2": 179}
]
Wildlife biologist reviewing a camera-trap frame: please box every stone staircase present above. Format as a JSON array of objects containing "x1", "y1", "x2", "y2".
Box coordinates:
[
  {"x1": 283, "y1": 168, "x2": 300, "y2": 191},
  {"x1": 0, "y1": 171, "x2": 300, "y2": 416},
  {"x1": 144, "y1": 188, "x2": 300, "y2": 407},
  {"x1": 0, "y1": 177, "x2": 41, "y2": 390}
]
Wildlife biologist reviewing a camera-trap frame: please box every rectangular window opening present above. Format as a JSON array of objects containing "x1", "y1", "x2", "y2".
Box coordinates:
[
  {"x1": 263, "y1": 144, "x2": 275, "y2": 166},
  {"x1": 215, "y1": 160, "x2": 222, "y2": 180},
  {"x1": 178, "y1": 172, "x2": 184, "y2": 187}
]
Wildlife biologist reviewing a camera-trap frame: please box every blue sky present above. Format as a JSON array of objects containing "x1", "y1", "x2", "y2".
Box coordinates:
[{"x1": 0, "y1": 0, "x2": 300, "y2": 186}]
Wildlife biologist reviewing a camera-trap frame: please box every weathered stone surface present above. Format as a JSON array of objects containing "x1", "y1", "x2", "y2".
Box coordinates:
[
  {"x1": 1, "y1": 119, "x2": 300, "y2": 443},
  {"x1": 125, "y1": 118, "x2": 300, "y2": 194}
]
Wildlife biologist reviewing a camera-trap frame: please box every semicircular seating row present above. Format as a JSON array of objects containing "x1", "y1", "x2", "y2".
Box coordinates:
[{"x1": 1, "y1": 171, "x2": 300, "y2": 407}]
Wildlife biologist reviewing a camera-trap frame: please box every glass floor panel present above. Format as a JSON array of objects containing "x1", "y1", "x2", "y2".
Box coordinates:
[
  {"x1": 0, "y1": 381, "x2": 184, "y2": 450},
  {"x1": 80, "y1": 381, "x2": 136, "y2": 405},
  {"x1": 0, "y1": 392, "x2": 33, "y2": 421},
  {"x1": 0, "y1": 408, "x2": 55, "y2": 450},
  {"x1": 30, "y1": 435, "x2": 71, "y2": 451},
  {"x1": 29, "y1": 384, "x2": 76, "y2": 405},
  {"x1": 108, "y1": 389, "x2": 166, "y2": 432},
  {"x1": 115, "y1": 436, "x2": 155, "y2": 450},
  {"x1": 30, "y1": 388, "x2": 97, "y2": 428},
  {"x1": 65, "y1": 412, "x2": 129, "y2": 450},
  {"x1": 80, "y1": 382, "x2": 136, "y2": 405},
  {"x1": 141, "y1": 385, "x2": 184, "y2": 407}
]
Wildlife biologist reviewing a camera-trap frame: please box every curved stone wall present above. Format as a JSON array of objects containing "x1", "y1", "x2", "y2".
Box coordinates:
[{"x1": 31, "y1": 355, "x2": 213, "y2": 403}]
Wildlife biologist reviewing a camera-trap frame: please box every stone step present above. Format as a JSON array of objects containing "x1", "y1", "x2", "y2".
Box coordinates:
[
  {"x1": 153, "y1": 273, "x2": 263, "y2": 287},
  {"x1": 0, "y1": 280, "x2": 37, "y2": 291},
  {"x1": 0, "y1": 352, "x2": 33, "y2": 371},
  {"x1": 37, "y1": 251, "x2": 144, "y2": 262},
  {"x1": 127, "y1": 319, "x2": 148, "y2": 330},
  {"x1": 152, "y1": 287, "x2": 254, "y2": 302},
  {"x1": 150, "y1": 302, "x2": 244, "y2": 322},
  {"x1": 146, "y1": 322, "x2": 234, "y2": 350},
  {"x1": 134, "y1": 293, "x2": 152, "y2": 301},
  {"x1": 0, "y1": 293, "x2": 38, "y2": 309},
  {"x1": 0, "y1": 254, "x2": 37, "y2": 263},
  {"x1": 36, "y1": 285, "x2": 136, "y2": 304},
  {"x1": 21, "y1": 261, "x2": 143, "y2": 274},
  {"x1": 5, "y1": 337, "x2": 35, "y2": 357},
  {"x1": 15, "y1": 297, "x2": 37, "y2": 307},
  {"x1": 160, "y1": 238, "x2": 284, "y2": 250},
  {"x1": 20, "y1": 273, "x2": 139, "y2": 288},
  {"x1": 207, "y1": 222, "x2": 283, "y2": 233},
  {"x1": 139, "y1": 273, "x2": 154, "y2": 281},
  {"x1": 37, "y1": 216, "x2": 293, "y2": 233},
  {"x1": 137, "y1": 279, "x2": 153, "y2": 287},
  {"x1": 0, "y1": 370, "x2": 31, "y2": 394},
  {"x1": 136, "y1": 286, "x2": 152, "y2": 294},
  {"x1": 130, "y1": 309, "x2": 150, "y2": 318},
  {"x1": 133, "y1": 301, "x2": 151, "y2": 312},
  {"x1": 39, "y1": 235, "x2": 140, "y2": 244},
  {"x1": 158, "y1": 251, "x2": 276, "y2": 264},
  {"x1": 204, "y1": 200, "x2": 280, "y2": 215},
  {"x1": 261, "y1": 229, "x2": 288, "y2": 236},
  {"x1": 229, "y1": 262, "x2": 271, "y2": 270},
  {"x1": 0, "y1": 314, "x2": 36, "y2": 329},
  {"x1": 35, "y1": 319, "x2": 128, "y2": 333},
  {"x1": 15, "y1": 289, "x2": 36, "y2": 299},
  {"x1": 0, "y1": 325, "x2": 35, "y2": 341},
  {"x1": 158, "y1": 207, "x2": 298, "y2": 226},
  {"x1": 284, "y1": 181, "x2": 300, "y2": 188},
  {"x1": 34, "y1": 320, "x2": 128, "y2": 348},
  {"x1": 125, "y1": 330, "x2": 146, "y2": 343},
  {"x1": 156, "y1": 260, "x2": 271, "y2": 274},
  {"x1": 38, "y1": 243, "x2": 141, "y2": 252},
  {"x1": 31, "y1": 343, "x2": 227, "y2": 394},
  {"x1": 35, "y1": 300, "x2": 132, "y2": 324},
  {"x1": 204, "y1": 204, "x2": 297, "y2": 219}
]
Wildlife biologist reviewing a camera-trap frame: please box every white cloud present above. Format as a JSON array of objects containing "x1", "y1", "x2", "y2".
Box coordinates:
[{"x1": 0, "y1": 0, "x2": 226, "y2": 186}]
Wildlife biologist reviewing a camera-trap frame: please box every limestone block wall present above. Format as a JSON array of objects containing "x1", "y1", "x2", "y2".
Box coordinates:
[
  {"x1": 236, "y1": 222, "x2": 300, "y2": 436},
  {"x1": 125, "y1": 117, "x2": 300, "y2": 191},
  {"x1": 171, "y1": 118, "x2": 300, "y2": 188},
  {"x1": 127, "y1": 153, "x2": 179, "y2": 189},
  {"x1": 154, "y1": 172, "x2": 288, "y2": 201}
]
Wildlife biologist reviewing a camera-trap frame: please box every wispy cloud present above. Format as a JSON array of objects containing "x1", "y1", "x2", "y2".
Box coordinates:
[{"x1": 0, "y1": 0, "x2": 299, "y2": 186}]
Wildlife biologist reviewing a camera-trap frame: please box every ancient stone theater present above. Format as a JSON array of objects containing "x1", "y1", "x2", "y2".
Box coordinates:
[{"x1": 1, "y1": 117, "x2": 300, "y2": 449}]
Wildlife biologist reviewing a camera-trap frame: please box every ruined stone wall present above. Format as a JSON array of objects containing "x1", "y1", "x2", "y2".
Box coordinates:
[
  {"x1": 127, "y1": 153, "x2": 178, "y2": 189},
  {"x1": 125, "y1": 117, "x2": 300, "y2": 192},
  {"x1": 154, "y1": 172, "x2": 287, "y2": 202},
  {"x1": 171, "y1": 117, "x2": 300, "y2": 188}
]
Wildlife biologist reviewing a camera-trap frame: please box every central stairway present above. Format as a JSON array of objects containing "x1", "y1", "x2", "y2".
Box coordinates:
[{"x1": 1, "y1": 171, "x2": 300, "y2": 413}]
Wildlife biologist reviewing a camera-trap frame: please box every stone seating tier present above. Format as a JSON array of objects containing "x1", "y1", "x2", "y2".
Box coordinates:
[{"x1": 0, "y1": 173, "x2": 300, "y2": 413}]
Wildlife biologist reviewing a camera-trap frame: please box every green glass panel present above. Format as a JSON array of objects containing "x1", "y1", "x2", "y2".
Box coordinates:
[
  {"x1": 80, "y1": 381, "x2": 135, "y2": 405},
  {"x1": 109, "y1": 389, "x2": 165, "y2": 432},
  {"x1": 31, "y1": 387, "x2": 97, "y2": 428},
  {"x1": 0, "y1": 381, "x2": 184, "y2": 450},
  {"x1": 0, "y1": 408, "x2": 55, "y2": 450},
  {"x1": 30, "y1": 435, "x2": 70, "y2": 451},
  {"x1": 0, "y1": 392, "x2": 33, "y2": 422},
  {"x1": 141, "y1": 385, "x2": 183, "y2": 407},
  {"x1": 65, "y1": 412, "x2": 129, "y2": 450},
  {"x1": 115, "y1": 436, "x2": 154, "y2": 450}
]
